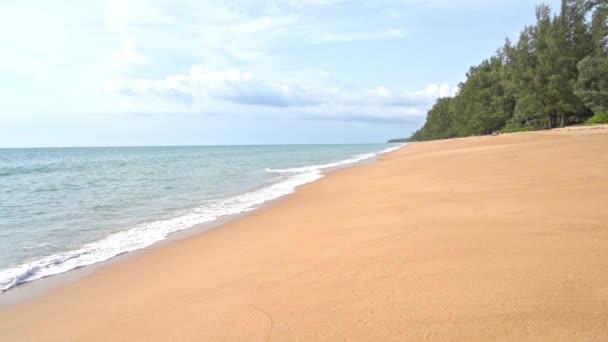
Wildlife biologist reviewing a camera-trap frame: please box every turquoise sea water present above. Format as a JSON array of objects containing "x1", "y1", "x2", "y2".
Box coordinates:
[{"x1": 0, "y1": 144, "x2": 401, "y2": 292}]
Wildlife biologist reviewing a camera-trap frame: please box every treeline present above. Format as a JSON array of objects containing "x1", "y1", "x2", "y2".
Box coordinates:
[{"x1": 411, "y1": 0, "x2": 608, "y2": 141}]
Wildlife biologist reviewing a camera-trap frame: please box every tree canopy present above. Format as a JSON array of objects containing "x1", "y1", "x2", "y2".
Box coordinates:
[{"x1": 411, "y1": 0, "x2": 608, "y2": 141}]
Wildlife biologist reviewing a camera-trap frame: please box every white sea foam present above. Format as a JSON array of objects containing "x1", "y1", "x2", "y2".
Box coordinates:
[
  {"x1": 266, "y1": 144, "x2": 404, "y2": 174},
  {"x1": 0, "y1": 144, "x2": 405, "y2": 293}
]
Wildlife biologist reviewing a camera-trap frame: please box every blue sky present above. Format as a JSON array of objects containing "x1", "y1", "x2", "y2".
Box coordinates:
[{"x1": 0, "y1": 0, "x2": 561, "y2": 147}]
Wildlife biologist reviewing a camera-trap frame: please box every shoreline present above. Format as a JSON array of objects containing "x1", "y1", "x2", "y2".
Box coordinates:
[
  {"x1": 0, "y1": 146, "x2": 402, "y2": 307},
  {"x1": 2, "y1": 127, "x2": 607, "y2": 340}
]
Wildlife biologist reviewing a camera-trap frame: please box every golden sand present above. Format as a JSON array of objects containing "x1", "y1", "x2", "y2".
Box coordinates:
[{"x1": 1, "y1": 126, "x2": 607, "y2": 341}]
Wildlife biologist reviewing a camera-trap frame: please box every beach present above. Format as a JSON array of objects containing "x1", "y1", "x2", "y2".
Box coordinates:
[{"x1": 1, "y1": 126, "x2": 608, "y2": 340}]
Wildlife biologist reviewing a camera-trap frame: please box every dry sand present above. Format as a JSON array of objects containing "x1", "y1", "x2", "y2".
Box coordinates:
[{"x1": 1, "y1": 126, "x2": 608, "y2": 341}]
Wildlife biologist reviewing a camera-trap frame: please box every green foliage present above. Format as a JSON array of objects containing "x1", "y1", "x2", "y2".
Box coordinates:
[
  {"x1": 587, "y1": 112, "x2": 608, "y2": 124},
  {"x1": 574, "y1": 3, "x2": 608, "y2": 115},
  {"x1": 501, "y1": 122, "x2": 533, "y2": 133},
  {"x1": 410, "y1": 98, "x2": 455, "y2": 141},
  {"x1": 575, "y1": 55, "x2": 608, "y2": 114},
  {"x1": 410, "y1": 0, "x2": 605, "y2": 141},
  {"x1": 451, "y1": 57, "x2": 515, "y2": 136}
]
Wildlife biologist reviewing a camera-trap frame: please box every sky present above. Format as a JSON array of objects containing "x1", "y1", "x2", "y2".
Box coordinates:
[{"x1": 0, "y1": 0, "x2": 562, "y2": 147}]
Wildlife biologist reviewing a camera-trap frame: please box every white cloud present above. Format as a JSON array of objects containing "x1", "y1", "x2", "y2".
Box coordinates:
[
  {"x1": 95, "y1": 0, "x2": 414, "y2": 76},
  {"x1": 0, "y1": 0, "x2": 465, "y2": 122},
  {"x1": 107, "y1": 38, "x2": 146, "y2": 74},
  {"x1": 416, "y1": 83, "x2": 459, "y2": 98},
  {"x1": 109, "y1": 65, "x2": 457, "y2": 122}
]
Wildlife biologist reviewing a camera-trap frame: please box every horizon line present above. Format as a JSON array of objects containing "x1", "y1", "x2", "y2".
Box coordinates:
[{"x1": 0, "y1": 142, "x2": 398, "y2": 149}]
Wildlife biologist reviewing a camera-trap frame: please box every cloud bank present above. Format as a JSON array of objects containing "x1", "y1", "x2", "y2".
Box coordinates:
[
  {"x1": 109, "y1": 65, "x2": 458, "y2": 121},
  {"x1": 0, "y1": 0, "x2": 465, "y2": 123}
]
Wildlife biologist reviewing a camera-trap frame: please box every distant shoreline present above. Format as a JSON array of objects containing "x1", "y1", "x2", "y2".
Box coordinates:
[{"x1": 387, "y1": 138, "x2": 409, "y2": 143}]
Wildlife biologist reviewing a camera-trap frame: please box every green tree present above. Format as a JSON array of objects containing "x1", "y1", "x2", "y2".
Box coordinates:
[
  {"x1": 451, "y1": 57, "x2": 514, "y2": 136},
  {"x1": 502, "y1": 26, "x2": 543, "y2": 130},
  {"x1": 547, "y1": 0, "x2": 593, "y2": 126},
  {"x1": 575, "y1": 1, "x2": 608, "y2": 118},
  {"x1": 575, "y1": 57, "x2": 608, "y2": 116},
  {"x1": 410, "y1": 98, "x2": 455, "y2": 141},
  {"x1": 409, "y1": 1, "x2": 604, "y2": 141}
]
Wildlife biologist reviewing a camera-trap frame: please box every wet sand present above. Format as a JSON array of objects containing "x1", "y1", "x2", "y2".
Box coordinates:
[{"x1": 1, "y1": 126, "x2": 607, "y2": 340}]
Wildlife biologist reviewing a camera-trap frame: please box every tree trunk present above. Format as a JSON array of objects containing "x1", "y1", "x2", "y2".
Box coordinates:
[{"x1": 560, "y1": 113, "x2": 566, "y2": 128}]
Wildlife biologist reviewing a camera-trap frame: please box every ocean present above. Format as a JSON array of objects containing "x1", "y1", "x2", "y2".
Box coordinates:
[{"x1": 0, "y1": 144, "x2": 401, "y2": 293}]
